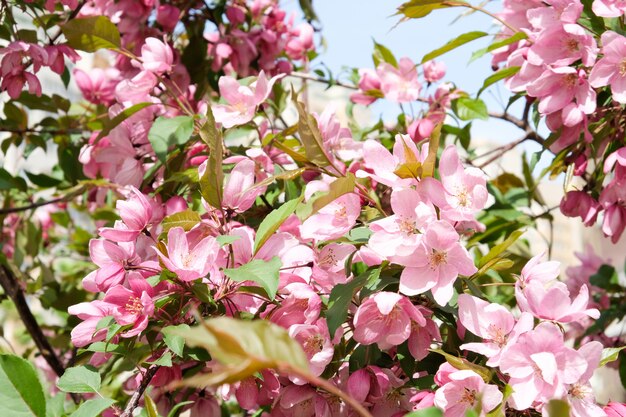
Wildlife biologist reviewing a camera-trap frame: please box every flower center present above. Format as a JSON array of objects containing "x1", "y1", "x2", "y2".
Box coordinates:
[
  {"x1": 125, "y1": 296, "x2": 144, "y2": 314},
  {"x1": 460, "y1": 388, "x2": 477, "y2": 405},
  {"x1": 429, "y1": 250, "x2": 447, "y2": 270},
  {"x1": 620, "y1": 59, "x2": 626, "y2": 77},
  {"x1": 487, "y1": 324, "x2": 507, "y2": 347},
  {"x1": 569, "y1": 383, "x2": 590, "y2": 399},
  {"x1": 563, "y1": 73, "x2": 578, "y2": 88},
  {"x1": 303, "y1": 334, "x2": 325, "y2": 356},
  {"x1": 318, "y1": 249, "x2": 337, "y2": 268},
  {"x1": 335, "y1": 204, "x2": 347, "y2": 219},
  {"x1": 398, "y1": 216, "x2": 418, "y2": 235},
  {"x1": 565, "y1": 38, "x2": 579, "y2": 53}
]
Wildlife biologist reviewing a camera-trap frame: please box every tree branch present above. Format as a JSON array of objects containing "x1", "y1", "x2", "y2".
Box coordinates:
[
  {"x1": 287, "y1": 71, "x2": 358, "y2": 90},
  {"x1": 120, "y1": 365, "x2": 160, "y2": 417},
  {"x1": 0, "y1": 265, "x2": 71, "y2": 378}
]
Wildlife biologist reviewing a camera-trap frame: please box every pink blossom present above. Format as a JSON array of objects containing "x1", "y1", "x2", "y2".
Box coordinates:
[
  {"x1": 599, "y1": 178, "x2": 626, "y2": 243},
  {"x1": 590, "y1": 31, "x2": 626, "y2": 103},
  {"x1": 565, "y1": 341, "x2": 607, "y2": 417},
  {"x1": 407, "y1": 306, "x2": 441, "y2": 360},
  {"x1": 377, "y1": 57, "x2": 421, "y2": 103},
  {"x1": 350, "y1": 68, "x2": 382, "y2": 105},
  {"x1": 434, "y1": 369, "x2": 503, "y2": 417},
  {"x1": 154, "y1": 227, "x2": 220, "y2": 282},
  {"x1": 423, "y1": 60, "x2": 446, "y2": 83},
  {"x1": 311, "y1": 243, "x2": 356, "y2": 290},
  {"x1": 605, "y1": 402, "x2": 626, "y2": 417},
  {"x1": 458, "y1": 294, "x2": 534, "y2": 366},
  {"x1": 139, "y1": 38, "x2": 174, "y2": 74},
  {"x1": 299, "y1": 193, "x2": 361, "y2": 241},
  {"x1": 156, "y1": 5, "x2": 180, "y2": 32},
  {"x1": 499, "y1": 322, "x2": 588, "y2": 410},
  {"x1": 400, "y1": 220, "x2": 477, "y2": 305},
  {"x1": 560, "y1": 191, "x2": 600, "y2": 226},
  {"x1": 74, "y1": 68, "x2": 119, "y2": 105},
  {"x1": 268, "y1": 282, "x2": 321, "y2": 328},
  {"x1": 518, "y1": 279, "x2": 600, "y2": 323},
  {"x1": 103, "y1": 273, "x2": 155, "y2": 337},
  {"x1": 213, "y1": 71, "x2": 282, "y2": 128},
  {"x1": 285, "y1": 23, "x2": 315, "y2": 60},
  {"x1": 518, "y1": 252, "x2": 561, "y2": 288},
  {"x1": 289, "y1": 318, "x2": 335, "y2": 377},
  {"x1": 67, "y1": 300, "x2": 114, "y2": 347},
  {"x1": 99, "y1": 187, "x2": 153, "y2": 242},
  {"x1": 593, "y1": 0, "x2": 626, "y2": 17},
  {"x1": 368, "y1": 187, "x2": 436, "y2": 265},
  {"x1": 82, "y1": 239, "x2": 141, "y2": 292},
  {"x1": 220, "y1": 158, "x2": 267, "y2": 213},
  {"x1": 353, "y1": 292, "x2": 426, "y2": 350},
  {"x1": 527, "y1": 23, "x2": 597, "y2": 67}
]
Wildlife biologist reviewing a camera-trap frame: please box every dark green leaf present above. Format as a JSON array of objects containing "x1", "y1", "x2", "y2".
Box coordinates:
[
  {"x1": 162, "y1": 324, "x2": 190, "y2": 357},
  {"x1": 148, "y1": 116, "x2": 195, "y2": 163},
  {"x1": 198, "y1": 107, "x2": 223, "y2": 209}
]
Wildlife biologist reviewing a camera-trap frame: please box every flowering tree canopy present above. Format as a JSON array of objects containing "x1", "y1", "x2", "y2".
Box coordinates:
[{"x1": 0, "y1": 1, "x2": 626, "y2": 417}]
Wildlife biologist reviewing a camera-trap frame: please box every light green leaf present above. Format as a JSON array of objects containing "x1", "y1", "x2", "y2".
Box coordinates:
[
  {"x1": 162, "y1": 324, "x2": 190, "y2": 357},
  {"x1": 478, "y1": 230, "x2": 523, "y2": 268},
  {"x1": 299, "y1": 173, "x2": 356, "y2": 220},
  {"x1": 421, "y1": 123, "x2": 442, "y2": 178},
  {"x1": 0, "y1": 354, "x2": 46, "y2": 417},
  {"x1": 600, "y1": 346, "x2": 626, "y2": 367},
  {"x1": 95, "y1": 102, "x2": 153, "y2": 141},
  {"x1": 216, "y1": 235, "x2": 242, "y2": 246},
  {"x1": 372, "y1": 40, "x2": 398, "y2": 67},
  {"x1": 422, "y1": 31, "x2": 488, "y2": 63},
  {"x1": 545, "y1": 399, "x2": 570, "y2": 417},
  {"x1": 295, "y1": 99, "x2": 332, "y2": 167},
  {"x1": 452, "y1": 97, "x2": 489, "y2": 121},
  {"x1": 430, "y1": 349, "x2": 492, "y2": 382},
  {"x1": 254, "y1": 196, "x2": 303, "y2": 254},
  {"x1": 397, "y1": 0, "x2": 467, "y2": 19},
  {"x1": 404, "y1": 407, "x2": 444, "y2": 417},
  {"x1": 174, "y1": 317, "x2": 309, "y2": 387},
  {"x1": 470, "y1": 32, "x2": 528, "y2": 63},
  {"x1": 198, "y1": 107, "x2": 224, "y2": 210},
  {"x1": 57, "y1": 366, "x2": 101, "y2": 394},
  {"x1": 70, "y1": 399, "x2": 116, "y2": 417},
  {"x1": 477, "y1": 66, "x2": 520, "y2": 96},
  {"x1": 61, "y1": 16, "x2": 120, "y2": 52},
  {"x1": 148, "y1": 116, "x2": 195, "y2": 164},
  {"x1": 144, "y1": 395, "x2": 159, "y2": 417},
  {"x1": 223, "y1": 257, "x2": 282, "y2": 300},
  {"x1": 327, "y1": 267, "x2": 381, "y2": 336},
  {"x1": 161, "y1": 209, "x2": 201, "y2": 233}
]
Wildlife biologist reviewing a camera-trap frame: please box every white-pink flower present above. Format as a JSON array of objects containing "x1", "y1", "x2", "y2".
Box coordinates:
[
  {"x1": 434, "y1": 369, "x2": 503, "y2": 417},
  {"x1": 589, "y1": 31, "x2": 626, "y2": 103}
]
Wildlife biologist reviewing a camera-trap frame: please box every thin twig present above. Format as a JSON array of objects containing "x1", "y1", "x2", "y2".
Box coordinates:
[
  {"x1": 0, "y1": 195, "x2": 69, "y2": 215},
  {"x1": 287, "y1": 72, "x2": 358, "y2": 90},
  {"x1": 120, "y1": 365, "x2": 160, "y2": 417}
]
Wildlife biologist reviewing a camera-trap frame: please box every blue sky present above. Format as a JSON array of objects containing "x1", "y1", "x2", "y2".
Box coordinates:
[{"x1": 284, "y1": 0, "x2": 540, "y2": 151}]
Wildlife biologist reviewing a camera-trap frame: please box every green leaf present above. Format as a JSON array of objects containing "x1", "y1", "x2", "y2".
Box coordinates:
[
  {"x1": 162, "y1": 324, "x2": 190, "y2": 357},
  {"x1": 397, "y1": 0, "x2": 467, "y2": 19},
  {"x1": 326, "y1": 267, "x2": 381, "y2": 336},
  {"x1": 70, "y1": 398, "x2": 116, "y2": 417},
  {"x1": 0, "y1": 168, "x2": 27, "y2": 191},
  {"x1": 223, "y1": 257, "x2": 282, "y2": 300},
  {"x1": 421, "y1": 31, "x2": 488, "y2": 63},
  {"x1": 372, "y1": 40, "x2": 398, "y2": 67},
  {"x1": 45, "y1": 393, "x2": 65, "y2": 417},
  {"x1": 174, "y1": 317, "x2": 309, "y2": 387},
  {"x1": 404, "y1": 407, "x2": 444, "y2": 417},
  {"x1": 600, "y1": 346, "x2": 626, "y2": 367},
  {"x1": 95, "y1": 102, "x2": 153, "y2": 141},
  {"x1": 295, "y1": 99, "x2": 332, "y2": 167},
  {"x1": 430, "y1": 349, "x2": 492, "y2": 382},
  {"x1": 216, "y1": 235, "x2": 242, "y2": 246},
  {"x1": 148, "y1": 116, "x2": 195, "y2": 164},
  {"x1": 590, "y1": 264, "x2": 618, "y2": 289},
  {"x1": 149, "y1": 352, "x2": 173, "y2": 367},
  {"x1": 161, "y1": 209, "x2": 201, "y2": 233},
  {"x1": 254, "y1": 196, "x2": 303, "y2": 254},
  {"x1": 57, "y1": 366, "x2": 101, "y2": 394},
  {"x1": 545, "y1": 399, "x2": 570, "y2": 417},
  {"x1": 198, "y1": 107, "x2": 224, "y2": 209},
  {"x1": 61, "y1": 16, "x2": 120, "y2": 52},
  {"x1": 470, "y1": 32, "x2": 527, "y2": 63},
  {"x1": 478, "y1": 230, "x2": 524, "y2": 268},
  {"x1": 299, "y1": 173, "x2": 356, "y2": 220},
  {"x1": 144, "y1": 395, "x2": 159, "y2": 417},
  {"x1": 421, "y1": 123, "x2": 442, "y2": 178},
  {"x1": 0, "y1": 354, "x2": 46, "y2": 417},
  {"x1": 452, "y1": 97, "x2": 489, "y2": 121},
  {"x1": 477, "y1": 66, "x2": 520, "y2": 96}
]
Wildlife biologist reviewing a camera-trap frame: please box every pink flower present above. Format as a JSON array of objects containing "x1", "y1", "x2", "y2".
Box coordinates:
[
  {"x1": 213, "y1": 71, "x2": 282, "y2": 128},
  {"x1": 458, "y1": 294, "x2": 534, "y2": 366},
  {"x1": 400, "y1": 220, "x2": 477, "y2": 305},
  {"x1": 368, "y1": 187, "x2": 436, "y2": 265},
  {"x1": 221, "y1": 158, "x2": 267, "y2": 213},
  {"x1": 527, "y1": 23, "x2": 597, "y2": 67},
  {"x1": 566, "y1": 341, "x2": 607, "y2": 417},
  {"x1": 377, "y1": 57, "x2": 421, "y2": 103},
  {"x1": 423, "y1": 60, "x2": 447, "y2": 83},
  {"x1": 82, "y1": 239, "x2": 141, "y2": 292},
  {"x1": 560, "y1": 191, "x2": 600, "y2": 226},
  {"x1": 499, "y1": 322, "x2": 588, "y2": 410},
  {"x1": 74, "y1": 68, "x2": 119, "y2": 105},
  {"x1": 299, "y1": 193, "x2": 361, "y2": 241},
  {"x1": 268, "y1": 282, "x2": 321, "y2": 328},
  {"x1": 434, "y1": 369, "x2": 503, "y2": 417},
  {"x1": 103, "y1": 273, "x2": 154, "y2": 337},
  {"x1": 350, "y1": 68, "x2": 382, "y2": 105},
  {"x1": 311, "y1": 243, "x2": 356, "y2": 290},
  {"x1": 353, "y1": 292, "x2": 426, "y2": 350},
  {"x1": 67, "y1": 300, "x2": 114, "y2": 347},
  {"x1": 154, "y1": 227, "x2": 220, "y2": 282},
  {"x1": 289, "y1": 318, "x2": 335, "y2": 377},
  {"x1": 605, "y1": 402, "x2": 626, "y2": 417},
  {"x1": 139, "y1": 38, "x2": 174, "y2": 74},
  {"x1": 590, "y1": 31, "x2": 626, "y2": 103},
  {"x1": 518, "y1": 252, "x2": 560, "y2": 288},
  {"x1": 593, "y1": 0, "x2": 626, "y2": 17},
  {"x1": 99, "y1": 187, "x2": 154, "y2": 242},
  {"x1": 518, "y1": 280, "x2": 600, "y2": 323},
  {"x1": 599, "y1": 178, "x2": 626, "y2": 243},
  {"x1": 408, "y1": 307, "x2": 441, "y2": 360},
  {"x1": 527, "y1": 67, "x2": 597, "y2": 123},
  {"x1": 156, "y1": 5, "x2": 180, "y2": 32}
]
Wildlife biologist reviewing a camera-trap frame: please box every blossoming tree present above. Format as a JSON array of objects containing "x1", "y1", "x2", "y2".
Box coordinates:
[{"x1": 0, "y1": 1, "x2": 626, "y2": 417}]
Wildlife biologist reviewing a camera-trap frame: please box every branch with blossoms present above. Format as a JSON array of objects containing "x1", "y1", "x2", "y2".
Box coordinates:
[{"x1": 0, "y1": 1, "x2": 625, "y2": 417}]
